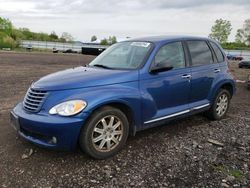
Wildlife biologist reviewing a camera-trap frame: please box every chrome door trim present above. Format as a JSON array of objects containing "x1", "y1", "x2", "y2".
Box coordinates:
[{"x1": 144, "y1": 103, "x2": 210, "y2": 124}]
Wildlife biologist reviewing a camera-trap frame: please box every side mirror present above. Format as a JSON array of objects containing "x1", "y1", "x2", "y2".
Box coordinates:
[{"x1": 150, "y1": 64, "x2": 173, "y2": 73}]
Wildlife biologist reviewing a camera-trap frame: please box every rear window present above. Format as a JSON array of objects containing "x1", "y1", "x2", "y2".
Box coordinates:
[
  {"x1": 209, "y1": 42, "x2": 224, "y2": 62},
  {"x1": 187, "y1": 40, "x2": 214, "y2": 66}
]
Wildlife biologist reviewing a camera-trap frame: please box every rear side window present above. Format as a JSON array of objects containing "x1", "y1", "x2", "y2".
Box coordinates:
[
  {"x1": 209, "y1": 42, "x2": 224, "y2": 62},
  {"x1": 187, "y1": 40, "x2": 214, "y2": 66}
]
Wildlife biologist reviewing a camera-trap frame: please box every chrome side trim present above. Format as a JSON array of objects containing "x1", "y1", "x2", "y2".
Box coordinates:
[
  {"x1": 192, "y1": 103, "x2": 210, "y2": 110},
  {"x1": 144, "y1": 110, "x2": 190, "y2": 124},
  {"x1": 144, "y1": 103, "x2": 210, "y2": 124}
]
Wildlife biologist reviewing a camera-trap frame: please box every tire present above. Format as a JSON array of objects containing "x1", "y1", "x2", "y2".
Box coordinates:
[
  {"x1": 206, "y1": 89, "x2": 231, "y2": 120},
  {"x1": 79, "y1": 106, "x2": 129, "y2": 159}
]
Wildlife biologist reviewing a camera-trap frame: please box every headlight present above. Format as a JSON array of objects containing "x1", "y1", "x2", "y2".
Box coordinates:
[{"x1": 49, "y1": 100, "x2": 87, "y2": 116}]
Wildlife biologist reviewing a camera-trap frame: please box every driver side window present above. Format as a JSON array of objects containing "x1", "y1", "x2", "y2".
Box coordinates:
[{"x1": 154, "y1": 42, "x2": 185, "y2": 69}]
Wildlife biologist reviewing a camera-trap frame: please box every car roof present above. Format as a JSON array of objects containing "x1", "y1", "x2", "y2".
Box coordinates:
[{"x1": 126, "y1": 35, "x2": 211, "y2": 44}]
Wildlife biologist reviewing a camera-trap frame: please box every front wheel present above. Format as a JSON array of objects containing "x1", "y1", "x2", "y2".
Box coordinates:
[
  {"x1": 79, "y1": 106, "x2": 129, "y2": 159},
  {"x1": 206, "y1": 89, "x2": 231, "y2": 120}
]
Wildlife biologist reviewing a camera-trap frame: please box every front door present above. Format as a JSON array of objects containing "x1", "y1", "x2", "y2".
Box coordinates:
[{"x1": 140, "y1": 41, "x2": 191, "y2": 126}]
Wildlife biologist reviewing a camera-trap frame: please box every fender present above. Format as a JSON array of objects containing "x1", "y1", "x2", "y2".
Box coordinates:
[
  {"x1": 208, "y1": 78, "x2": 235, "y2": 102},
  {"x1": 83, "y1": 84, "x2": 142, "y2": 132},
  {"x1": 43, "y1": 82, "x2": 142, "y2": 132}
]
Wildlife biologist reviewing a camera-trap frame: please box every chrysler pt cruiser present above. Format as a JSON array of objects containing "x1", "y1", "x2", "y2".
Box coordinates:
[{"x1": 11, "y1": 36, "x2": 235, "y2": 159}]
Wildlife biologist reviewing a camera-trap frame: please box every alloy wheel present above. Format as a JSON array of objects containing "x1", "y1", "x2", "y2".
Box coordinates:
[
  {"x1": 92, "y1": 115, "x2": 123, "y2": 152},
  {"x1": 215, "y1": 93, "x2": 228, "y2": 117}
]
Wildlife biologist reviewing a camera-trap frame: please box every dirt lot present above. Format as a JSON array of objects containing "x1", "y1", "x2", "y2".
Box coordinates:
[{"x1": 0, "y1": 51, "x2": 249, "y2": 187}]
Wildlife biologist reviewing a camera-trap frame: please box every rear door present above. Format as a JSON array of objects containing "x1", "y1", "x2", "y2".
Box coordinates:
[{"x1": 186, "y1": 40, "x2": 220, "y2": 109}]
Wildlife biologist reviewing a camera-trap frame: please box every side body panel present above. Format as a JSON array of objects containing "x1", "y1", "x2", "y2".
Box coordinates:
[
  {"x1": 188, "y1": 63, "x2": 220, "y2": 108},
  {"x1": 208, "y1": 61, "x2": 236, "y2": 101}
]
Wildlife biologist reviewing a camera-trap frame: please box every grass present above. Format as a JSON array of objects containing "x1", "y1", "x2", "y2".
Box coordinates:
[
  {"x1": 230, "y1": 169, "x2": 243, "y2": 179},
  {"x1": 213, "y1": 164, "x2": 244, "y2": 180}
]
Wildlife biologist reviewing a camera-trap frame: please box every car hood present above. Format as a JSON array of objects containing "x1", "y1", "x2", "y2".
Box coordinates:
[{"x1": 32, "y1": 66, "x2": 139, "y2": 91}]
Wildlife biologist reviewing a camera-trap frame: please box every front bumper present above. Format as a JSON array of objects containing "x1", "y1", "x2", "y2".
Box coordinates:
[{"x1": 11, "y1": 102, "x2": 89, "y2": 150}]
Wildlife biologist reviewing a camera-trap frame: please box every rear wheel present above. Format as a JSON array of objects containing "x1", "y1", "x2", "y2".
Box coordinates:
[
  {"x1": 79, "y1": 106, "x2": 129, "y2": 159},
  {"x1": 206, "y1": 89, "x2": 231, "y2": 120}
]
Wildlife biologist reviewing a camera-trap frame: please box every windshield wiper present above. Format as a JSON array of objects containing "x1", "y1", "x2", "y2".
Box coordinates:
[{"x1": 92, "y1": 64, "x2": 112, "y2": 69}]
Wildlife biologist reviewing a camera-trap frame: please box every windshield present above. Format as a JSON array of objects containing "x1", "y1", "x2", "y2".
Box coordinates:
[{"x1": 89, "y1": 41, "x2": 152, "y2": 69}]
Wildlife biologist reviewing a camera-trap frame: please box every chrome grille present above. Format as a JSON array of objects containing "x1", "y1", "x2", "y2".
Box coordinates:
[{"x1": 23, "y1": 88, "x2": 48, "y2": 112}]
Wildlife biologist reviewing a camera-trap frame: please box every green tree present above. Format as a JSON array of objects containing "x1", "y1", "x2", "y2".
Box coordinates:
[
  {"x1": 49, "y1": 31, "x2": 58, "y2": 40},
  {"x1": 11, "y1": 28, "x2": 25, "y2": 40},
  {"x1": 209, "y1": 19, "x2": 232, "y2": 43},
  {"x1": 108, "y1": 36, "x2": 117, "y2": 44},
  {"x1": 235, "y1": 29, "x2": 244, "y2": 43},
  {"x1": 19, "y1": 28, "x2": 33, "y2": 40},
  {"x1": 100, "y1": 38, "x2": 108, "y2": 45},
  {"x1": 0, "y1": 17, "x2": 16, "y2": 48},
  {"x1": 235, "y1": 19, "x2": 250, "y2": 45},
  {"x1": 59, "y1": 37, "x2": 66, "y2": 42},
  {"x1": 0, "y1": 17, "x2": 12, "y2": 35},
  {"x1": 37, "y1": 32, "x2": 51, "y2": 41},
  {"x1": 91, "y1": 35, "x2": 97, "y2": 42},
  {"x1": 61, "y1": 32, "x2": 73, "y2": 42},
  {"x1": 0, "y1": 32, "x2": 16, "y2": 48}
]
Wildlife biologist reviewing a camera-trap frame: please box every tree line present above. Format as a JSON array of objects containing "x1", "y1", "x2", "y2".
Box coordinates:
[
  {"x1": 90, "y1": 35, "x2": 117, "y2": 45},
  {"x1": 0, "y1": 16, "x2": 117, "y2": 49},
  {"x1": 1, "y1": 16, "x2": 250, "y2": 50},
  {"x1": 0, "y1": 17, "x2": 74, "y2": 49},
  {"x1": 209, "y1": 18, "x2": 250, "y2": 50}
]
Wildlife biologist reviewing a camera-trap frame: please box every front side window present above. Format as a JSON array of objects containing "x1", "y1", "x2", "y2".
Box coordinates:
[
  {"x1": 89, "y1": 41, "x2": 152, "y2": 69},
  {"x1": 154, "y1": 42, "x2": 185, "y2": 69},
  {"x1": 187, "y1": 40, "x2": 214, "y2": 66}
]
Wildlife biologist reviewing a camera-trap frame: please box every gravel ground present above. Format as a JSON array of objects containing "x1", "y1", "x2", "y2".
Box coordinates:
[{"x1": 0, "y1": 51, "x2": 249, "y2": 187}]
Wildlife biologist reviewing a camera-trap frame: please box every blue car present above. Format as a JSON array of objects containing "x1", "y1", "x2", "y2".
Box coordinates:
[{"x1": 11, "y1": 36, "x2": 236, "y2": 159}]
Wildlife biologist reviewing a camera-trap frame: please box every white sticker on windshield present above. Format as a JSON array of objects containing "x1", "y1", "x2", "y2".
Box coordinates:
[{"x1": 131, "y1": 42, "x2": 150, "y2": 48}]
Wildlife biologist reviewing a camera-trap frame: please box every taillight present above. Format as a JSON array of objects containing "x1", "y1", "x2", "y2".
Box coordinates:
[
  {"x1": 225, "y1": 59, "x2": 236, "y2": 80},
  {"x1": 227, "y1": 65, "x2": 236, "y2": 81}
]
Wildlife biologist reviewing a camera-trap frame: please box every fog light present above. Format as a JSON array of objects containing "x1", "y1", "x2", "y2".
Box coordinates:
[
  {"x1": 50, "y1": 136, "x2": 57, "y2": 144},
  {"x1": 52, "y1": 137, "x2": 57, "y2": 144}
]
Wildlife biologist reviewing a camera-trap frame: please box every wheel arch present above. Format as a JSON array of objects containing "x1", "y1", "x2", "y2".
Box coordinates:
[
  {"x1": 220, "y1": 82, "x2": 234, "y2": 98},
  {"x1": 85, "y1": 100, "x2": 137, "y2": 136},
  {"x1": 210, "y1": 80, "x2": 235, "y2": 103}
]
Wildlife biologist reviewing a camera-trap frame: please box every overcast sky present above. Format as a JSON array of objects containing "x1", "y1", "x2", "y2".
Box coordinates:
[{"x1": 0, "y1": 0, "x2": 250, "y2": 42}]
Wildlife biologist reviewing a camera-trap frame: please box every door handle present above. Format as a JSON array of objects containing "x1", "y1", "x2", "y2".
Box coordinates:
[
  {"x1": 214, "y1": 68, "x2": 220, "y2": 73},
  {"x1": 181, "y1": 74, "x2": 192, "y2": 79}
]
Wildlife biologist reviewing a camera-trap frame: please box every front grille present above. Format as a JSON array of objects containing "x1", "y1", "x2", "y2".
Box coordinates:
[{"x1": 23, "y1": 88, "x2": 48, "y2": 112}]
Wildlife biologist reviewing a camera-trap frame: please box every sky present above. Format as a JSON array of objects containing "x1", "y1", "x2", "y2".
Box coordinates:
[{"x1": 0, "y1": 0, "x2": 250, "y2": 42}]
